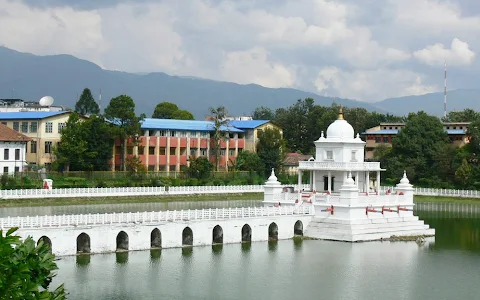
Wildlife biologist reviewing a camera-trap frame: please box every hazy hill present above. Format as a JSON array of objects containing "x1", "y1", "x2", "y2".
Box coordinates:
[
  {"x1": 0, "y1": 46, "x2": 380, "y2": 118},
  {"x1": 374, "y1": 89, "x2": 480, "y2": 117}
]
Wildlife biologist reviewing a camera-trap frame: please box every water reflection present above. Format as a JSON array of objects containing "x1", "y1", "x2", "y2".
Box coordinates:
[
  {"x1": 293, "y1": 237, "x2": 303, "y2": 250},
  {"x1": 115, "y1": 252, "x2": 128, "y2": 264},
  {"x1": 76, "y1": 254, "x2": 91, "y2": 266},
  {"x1": 212, "y1": 244, "x2": 223, "y2": 254},
  {"x1": 150, "y1": 249, "x2": 161, "y2": 261},
  {"x1": 241, "y1": 242, "x2": 251, "y2": 252},
  {"x1": 181, "y1": 246, "x2": 193, "y2": 257},
  {"x1": 268, "y1": 240, "x2": 278, "y2": 251}
]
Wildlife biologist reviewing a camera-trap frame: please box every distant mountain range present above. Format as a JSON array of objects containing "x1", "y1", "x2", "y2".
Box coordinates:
[{"x1": 0, "y1": 46, "x2": 477, "y2": 118}]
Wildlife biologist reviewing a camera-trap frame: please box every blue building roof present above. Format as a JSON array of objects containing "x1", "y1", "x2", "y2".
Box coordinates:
[
  {"x1": 228, "y1": 120, "x2": 270, "y2": 129},
  {"x1": 446, "y1": 129, "x2": 466, "y2": 135},
  {"x1": 141, "y1": 118, "x2": 244, "y2": 133},
  {"x1": 0, "y1": 111, "x2": 69, "y2": 120}
]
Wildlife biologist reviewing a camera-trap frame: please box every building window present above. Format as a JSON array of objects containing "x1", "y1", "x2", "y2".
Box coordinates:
[
  {"x1": 127, "y1": 147, "x2": 133, "y2": 155},
  {"x1": 179, "y1": 131, "x2": 187, "y2": 137},
  {"x1": 169, "y1": 147, "x2": 176, "y2": 155},
  {"x1": 190, "y1": 149, "x2": 197, "y2": 156},
  {"x1": 58, "y1": 122, "x2": 66, "y2": 133},
  {"x1": 15, "y1": 149, "x2": 20, "y2": 160},
  {"x1": 220, "y1": 149, "x2": 226, "y2": 156},
  {"x1": 326, "y1": 150, "x2": 333, "y2": 160},
  {"x1": 149, "y1": 147, "x2": 155, "y2": 155},
  {"x1": 201, "y1": 132, "x2": 209, "y2": 138},
  {"x1": 159, "y1": 130, "x2": 167, "y2": 137},
  {"x1": 200, "y1": 148, "x2": 208, "y2": 156},
  {"x1": 191, "y1": 131, "x2": 198, "y2": 138},
  {"x1": 138, "y1": 146, "x2": 144, "y2": 155},
  {"x1": 31, "y1": 141, "x2": 37, "y2": 153},
  {"x1": 30, "y1": 122, "x2": 38, "y2": 133},
  {"x1": 229, "y1": 149, "x2": 235, "y2": 156},
  {"x1": 3, "y1": 167, "x2": 7, "y2": 173},
  {"x1": 383, "y1": 137, "x2": 389, "y2": 143},
  {"x1": 375, "y1": 137, "x2": 382, "y2": 143},
  {"x1": 45, "y1": 141, "x2": 52, "y2": 154},
  {"x1": 351, "y1": 150, "x2": 357, "y2": 162},
  {"x1": 4, "y1": 149, "x2": 9, "y2": 160},
  {"x1": 45, "y1": 122, "x2": 53, "y2": 133},
  {"x1": 21, "y1": 122, "x2": 28, "y2": 133},
  {"x1": 14, "y1": 166, "x2": 19, "y2": 173},
  {"x1": 159, "y1": 147, "x2": 166, "y2": 155},
  {"x1": 13, "y1": 122, "x2": 19, "y2": 131},
  {"x1": 169, "y1": 131, "x2": 176, "y2": 137}
]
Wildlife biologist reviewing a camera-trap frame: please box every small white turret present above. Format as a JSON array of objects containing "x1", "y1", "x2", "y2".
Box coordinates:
[{"x1": 263, "y1": 168, "x2": 283, "y2": 204}]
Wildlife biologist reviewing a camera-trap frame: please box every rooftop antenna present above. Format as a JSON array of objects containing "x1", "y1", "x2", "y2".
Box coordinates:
[{"x1": 444, "y1": 61, "x2": 447, "y2": 119}]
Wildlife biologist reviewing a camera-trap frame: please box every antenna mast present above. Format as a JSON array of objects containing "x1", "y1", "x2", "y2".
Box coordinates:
[{"x1": 444, "y1": 61, "x2": 447, "y2": 118}]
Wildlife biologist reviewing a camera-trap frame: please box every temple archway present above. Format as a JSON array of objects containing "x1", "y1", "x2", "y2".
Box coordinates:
[
  {"x1": 268, "y1": 222, "x2": 278, "y2": 240},
  {"x1": 116, "y1": 231, "x2": 129, "y2": 251},
  {"x1": 182, "y1": 227, "x2": 193, "y2": 246},
  {"x1": 212, "y1": 225, "x2": 223, "y2": 244},
  {"x1": 294, "y1": 220, "x2": 303, "y2": 236},
  {"x1": 151, "y1": 228, "x2": 162, "y2": 248},
  {"x1": 38, "y1": 236, "x2": 52, "y2": 253},
  {"x1": 76, "y1": 232, "x2": 91, "y2": 253},
  {"x1": 241, "y1": 224, "x2": 252, "y2": 242}
]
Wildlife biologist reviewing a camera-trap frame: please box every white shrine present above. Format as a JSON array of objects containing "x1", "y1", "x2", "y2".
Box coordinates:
[{"x1": 264, "y1": 107, "x2": 435, "y2": 242}]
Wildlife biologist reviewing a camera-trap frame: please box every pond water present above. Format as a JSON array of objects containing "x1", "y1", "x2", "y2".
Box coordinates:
[{"x1": 49, "y1": 202, "x2": 480, "y2": 300}]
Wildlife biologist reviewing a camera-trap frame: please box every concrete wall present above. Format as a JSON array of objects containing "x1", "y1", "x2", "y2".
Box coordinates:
[{"x1": 17, "y1": 215, "x2": 312, "y2": 256}]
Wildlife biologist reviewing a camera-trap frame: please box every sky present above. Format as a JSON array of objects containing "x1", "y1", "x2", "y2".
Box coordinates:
[{"x1": 0, "y1": 0, "x2": 479, "y2": 102}]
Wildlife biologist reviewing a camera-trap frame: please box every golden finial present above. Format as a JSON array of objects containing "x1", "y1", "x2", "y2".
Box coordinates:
[{"x1": 338, "y1": 105, "x2": 344, "y2": 120}]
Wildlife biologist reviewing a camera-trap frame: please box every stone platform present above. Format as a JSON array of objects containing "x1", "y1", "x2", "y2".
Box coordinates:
[{"x1": 304, "y1": 215, "x2": 435, "y2": 242}]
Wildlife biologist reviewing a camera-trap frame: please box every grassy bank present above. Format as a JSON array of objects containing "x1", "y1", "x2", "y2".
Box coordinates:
[
  {"x1": 0, "y1": 192, "x2": 264, "y2": 208},
  {"x1": 414, "y1": 195, "x2": 480, "y2": 204}
]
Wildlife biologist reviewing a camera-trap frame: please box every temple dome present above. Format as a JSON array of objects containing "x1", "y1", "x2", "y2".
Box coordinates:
[{"x1": 326, "y1": 107, "x2": 355, "y2": 139}]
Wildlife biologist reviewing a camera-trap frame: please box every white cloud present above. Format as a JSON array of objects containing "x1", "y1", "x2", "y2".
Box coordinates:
[
  {"x1": 314, "y1": 67, "x2": 437, "y2": 101},
  {"x1": 221, "y1": 47, "x2": 296, "y2": 88},
  {"x1": 0, "y1": 0, "x2": 106, "y2": 66},
  {"x1": 413, "y1": 38, "x2": 476, "y2": 66}
]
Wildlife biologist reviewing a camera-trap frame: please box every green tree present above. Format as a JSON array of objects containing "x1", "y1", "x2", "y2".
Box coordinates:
[
  {"x1": 82, "y1": 115, "x2": 115, "y2": 171},
  {"x1": 172, "y1": 109, "x2": 194, "y2": 120},
  {"x1": 252, "y1": 106, "x2": 275, "y2": 120},
  {"x1": 104, "y1": 95, "x2": 143, "y2": 171},
  {"x1": 54, "y1": 112, "x2": 87, "y2": 172},
  {"x1": 443, "y1": 108, "x2": 480, "y2": 122},
  {"x1": 75, "y1": 88, "x2": 100, "y2": 115},
  {"x1": 187, "y1": 156, "x2": 213, "y2": 179},
  {"x1": 257, "y1": 128, "x2": 285, "y2": 177},
  {"x1": 0, "y1": 228, "x2": 66, "y2": 299},
  {"x1": 455, "y1": 159, "x2": 472, "y2": 186},
  {"x1": 209, "y1": 106, "x2": 228, "y2": 171},
  {"x1": 234, "y1": 151, "x2": 264, "y2": 177},
  {"x1": 152, "y1": 102, "x2": 194, "y2": 120},
  {"x1": 387, "y1": 111, "x2": 449, "y2": 183},
  {"x1": 467, "y1": 119, "x2": 480, "y2": 154}
]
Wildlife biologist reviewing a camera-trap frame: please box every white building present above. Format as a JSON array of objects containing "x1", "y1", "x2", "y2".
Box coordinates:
[
  {"x1": 263, "y1": 107, "x2": 435, "y2": 242},
  {"x1": 0, "y1": 123, "x2": 31, "y2": 174}
]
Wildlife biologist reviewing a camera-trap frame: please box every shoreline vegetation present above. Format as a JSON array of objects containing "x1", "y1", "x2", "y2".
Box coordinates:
[{"x1": 1, "y1": 193, "x2": 480, "y2": 208}]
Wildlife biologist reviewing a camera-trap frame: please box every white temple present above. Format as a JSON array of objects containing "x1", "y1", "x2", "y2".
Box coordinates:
[{"x1": 263, "y1": 107, "x2": 435, "y2": 242}]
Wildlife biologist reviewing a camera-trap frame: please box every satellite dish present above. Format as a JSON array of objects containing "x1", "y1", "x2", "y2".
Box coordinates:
[{"x1": 39, "y1": 96, "x2": 54, "y2": 107}]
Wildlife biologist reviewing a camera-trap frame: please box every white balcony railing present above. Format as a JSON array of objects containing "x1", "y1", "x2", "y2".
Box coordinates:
[{"x1": 298, "y1": 161, "x2": 383, "y2": 171}]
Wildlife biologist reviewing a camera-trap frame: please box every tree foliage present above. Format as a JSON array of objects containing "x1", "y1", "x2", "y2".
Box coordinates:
[
  {"x1": 152, "y1": 102, "x2": 194, "y2": 120},
  {"x1": 75, "y1": 88, "x2": 100, "y2": 115},
  {"x1": 234, "y1": 151, "x2": 264, "y2": 176},
  {"x1": 0, "y1": 228, "x2": 66, "y2": 299},
  {"x1": 443, "y1": 108, "x2": 480, "y2": 123},
  {"x1": 54, "y1": 112, "x2": 88, "y2": 172},
  {"x1": 105, "y1": 95, "x2": 144, "y2": 171},
  {"x1": 209, "y1": 106, "x2": 228, "y2": 171},
  {"x1": 251, "y1": 106, "x2": 274, "y2": 120},
  {"x1": 257, "y1": 128, "x2": 285, "y2": 177},
  {"x1": 187, "y1": 157, "x2": 213, "y2": 179},
  {"x1": 55, "y1": 113, "x2": 114, "y2": 171}
]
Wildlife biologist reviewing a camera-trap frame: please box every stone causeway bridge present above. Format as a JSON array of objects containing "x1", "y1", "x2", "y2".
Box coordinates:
[{"x1": 2, "y1": 206, "x2": 313, "y2": 256}]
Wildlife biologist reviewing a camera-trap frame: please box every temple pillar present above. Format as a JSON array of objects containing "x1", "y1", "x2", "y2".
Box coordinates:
[
  {"x1": 376, "y1": 171, "x2": 381, "y2": 193},
  {"x1": 327, "y1": 171, "x2": 331, "y2": 193},
  {"x1": 366, "y1": 172, "x2": 370, "y2": 192},
  {"x1": 298, "y1": 170, "x2": 303, "y2": 191}
]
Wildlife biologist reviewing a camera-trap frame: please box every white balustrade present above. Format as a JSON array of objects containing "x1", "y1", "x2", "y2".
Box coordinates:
[{"x1": 0, "y1": 206, "x2": 313, "y2": 230}]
